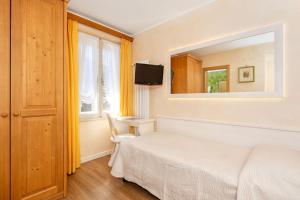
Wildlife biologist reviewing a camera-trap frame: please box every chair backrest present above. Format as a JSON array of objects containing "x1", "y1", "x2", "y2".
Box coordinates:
[{"x1": 105, "y1": 113, "x2": 118, "y2": 138}]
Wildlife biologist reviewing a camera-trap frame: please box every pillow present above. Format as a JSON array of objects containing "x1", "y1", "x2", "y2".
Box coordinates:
[{"x1": 237, "y1": 145, "x2": 300, "y2": 200}]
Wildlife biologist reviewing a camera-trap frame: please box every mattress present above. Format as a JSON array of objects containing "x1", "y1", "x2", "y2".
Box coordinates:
[{"x1": 111, "y1": 132, "x2": 251, "y2": 200}]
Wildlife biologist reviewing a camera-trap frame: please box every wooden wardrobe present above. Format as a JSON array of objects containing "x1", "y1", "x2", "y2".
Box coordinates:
[
  {"x1": 0, "y1": 0, "x2": 67, "y2": 199},
  {"x1": 171, "y1": 54, "x2": 203, "y2": 94}
]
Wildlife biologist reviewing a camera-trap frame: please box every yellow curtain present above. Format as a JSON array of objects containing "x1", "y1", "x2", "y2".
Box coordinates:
[
  {"x1": 120, "y1": 38, "x2": 134, "y2": 116},
  {"x1": 67, "y1": 19, "x2": 80, "y2": 174}
]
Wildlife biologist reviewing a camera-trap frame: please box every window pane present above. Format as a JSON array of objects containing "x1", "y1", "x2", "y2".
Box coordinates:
[
  {"x1": 102, "y1": 40, "x2": 120, "y2": 114},
  {"x1": 207, "y1": 69, "x2": 227, "y2": 93},
  {"x1": 78, "y1": 32, "x2": 100, "y2": 116},
  {"x1": 81, "y1": 103, "x2": 92, "y2": 112}
]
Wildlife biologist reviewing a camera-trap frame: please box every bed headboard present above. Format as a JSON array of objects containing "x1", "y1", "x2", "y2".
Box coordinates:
[{"x1": 157, "y1": 116, "x2": 300, "y2": 150}]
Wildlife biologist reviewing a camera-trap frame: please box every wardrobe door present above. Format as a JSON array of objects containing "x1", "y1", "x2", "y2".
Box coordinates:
[
  {"x1": 11, "y1": 0, "x2": 65, "y2": 199},
  {"x1": 0, "y1": 0, "x2": 10, "y2": 199}
]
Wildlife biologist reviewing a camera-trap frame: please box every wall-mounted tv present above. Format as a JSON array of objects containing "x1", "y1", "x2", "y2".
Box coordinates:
[{"x1": 135, "y1": 63, "x2": 164, "y2": 85}]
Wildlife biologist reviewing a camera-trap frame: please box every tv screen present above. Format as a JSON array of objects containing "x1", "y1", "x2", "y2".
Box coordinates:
[{"x1": 135, "y1": 63, "x2": 164, "y2": 85}]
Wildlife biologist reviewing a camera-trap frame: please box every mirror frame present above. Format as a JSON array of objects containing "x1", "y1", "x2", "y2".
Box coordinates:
[{"x1": 168, "y1": 23, "x2": 284, "y2": 99}]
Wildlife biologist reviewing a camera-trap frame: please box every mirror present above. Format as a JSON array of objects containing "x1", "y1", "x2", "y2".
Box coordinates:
[{"x1": 169, "y1": 24, "x2": 283, "y2": 98}]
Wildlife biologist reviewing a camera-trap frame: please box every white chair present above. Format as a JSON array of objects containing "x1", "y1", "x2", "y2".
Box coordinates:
[{"x1": 106, "y1": 113, "x2": 136, "y2": 167}]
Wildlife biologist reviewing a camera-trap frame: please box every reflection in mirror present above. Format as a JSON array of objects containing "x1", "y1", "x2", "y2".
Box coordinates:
[
  {"x1": 171, "y1": 32, "x2": 275, "y2": 94},
  {"x1": 204, "y1": 65, "x2": 230, "y2": 93}
]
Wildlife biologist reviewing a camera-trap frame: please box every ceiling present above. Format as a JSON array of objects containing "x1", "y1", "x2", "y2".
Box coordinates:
[
  {"x1": 187, "y1": 32, "x2": 275, "y2": 57},
  {"x1": 68, "y1": 0, "x2": 215, "y2": 36}
]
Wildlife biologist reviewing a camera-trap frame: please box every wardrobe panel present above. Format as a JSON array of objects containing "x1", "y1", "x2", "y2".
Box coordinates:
[
  {"x1": 11, "y1": 0, "x2": 65, "y2": 199},
  {"x1": 0, "y1": 0, "x2": 10, "y2": 199},
  {"x1": 25, "y1": 0, "x2": 56, "y2": 107},
  {"x1": 23, "y1": 116, "x2": 56, "y2": 194}
]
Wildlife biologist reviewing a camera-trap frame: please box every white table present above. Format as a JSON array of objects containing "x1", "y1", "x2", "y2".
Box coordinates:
[{"x1": 114, "y1": 117, "x2": 156, "y2": 136}]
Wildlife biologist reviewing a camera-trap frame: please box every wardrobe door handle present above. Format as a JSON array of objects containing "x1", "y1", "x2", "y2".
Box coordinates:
[
  {"x1": 13, "y1": 112, "x2": 20, "y2": 117},
  {"x1": 1, "y1": 113, "x2": 8, "y2": 118}
]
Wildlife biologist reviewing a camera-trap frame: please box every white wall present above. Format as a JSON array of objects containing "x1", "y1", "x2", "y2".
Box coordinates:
[
  {"x1": 79, "y1": 119, "x2": 113, "y2": 163},
  {"x1": 79, "y1": 118, "x2": 129, "y2": 163},
  {"x1": 133, "y1": 0, "x2": 300, "y2": 130}
]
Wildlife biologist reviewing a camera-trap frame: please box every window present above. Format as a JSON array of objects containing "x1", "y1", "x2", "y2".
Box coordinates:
[
  {"x1": 102, "y1": 40, "x2": 120, "y2": 114},
  {"x1": 78, "y1": 32, "x2": 120, "y2": 118},
  {"x1": 78, "y1": 32, "x2": 100, "y2": 117},
  {"x1": 204, "y1": 66, "x2": 230, "y2": 93}
]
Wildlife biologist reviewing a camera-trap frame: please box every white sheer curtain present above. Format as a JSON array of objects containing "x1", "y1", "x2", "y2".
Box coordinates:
[
  {"x1": 78, "y1": 32, "x2": 100, "y2": 110},
  {"x1": 102, "y1": 40, "x2": 120, "y2": 114}
]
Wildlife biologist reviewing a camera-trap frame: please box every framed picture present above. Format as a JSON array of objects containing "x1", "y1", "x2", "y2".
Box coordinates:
[{"x1": 238, "y1": 66, "x2": 255, "y2": 83}]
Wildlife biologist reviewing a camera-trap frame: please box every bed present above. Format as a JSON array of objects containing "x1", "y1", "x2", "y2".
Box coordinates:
[{"x1": 111, "y1": 116, "x2": 300, "y2": 200}]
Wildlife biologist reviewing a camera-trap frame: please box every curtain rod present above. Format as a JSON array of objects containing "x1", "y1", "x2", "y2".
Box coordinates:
[{"x1": 67, "y1": 11, "x2": 134, "y2": 42}]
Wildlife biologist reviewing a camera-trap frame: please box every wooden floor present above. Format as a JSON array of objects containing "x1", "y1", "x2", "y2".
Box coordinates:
[{"x1": 63, "y1": 156, "x2": 159, "y2": 200}]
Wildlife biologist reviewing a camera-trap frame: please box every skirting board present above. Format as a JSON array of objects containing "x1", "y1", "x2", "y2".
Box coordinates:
[{"x1": 81, "y1": 150, "x2": 113, "y2": 164}]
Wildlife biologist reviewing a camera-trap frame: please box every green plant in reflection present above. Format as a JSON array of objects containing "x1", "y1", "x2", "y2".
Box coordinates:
[{"x1": 207, "y1": 70, "x2": 227, "y2": 93}]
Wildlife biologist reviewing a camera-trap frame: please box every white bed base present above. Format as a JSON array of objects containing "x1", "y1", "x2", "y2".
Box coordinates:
[{"x1": 157, "y1": 116, "x2": 300, "y2": 151}]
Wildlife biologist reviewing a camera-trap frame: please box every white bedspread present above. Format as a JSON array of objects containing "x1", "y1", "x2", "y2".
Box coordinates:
[
  {"x1": 111, "y1": 133, "x2": 251, "y2": 200},
  {"x1": 237, "y1": 145, "x2": 300, "y2": 200}
]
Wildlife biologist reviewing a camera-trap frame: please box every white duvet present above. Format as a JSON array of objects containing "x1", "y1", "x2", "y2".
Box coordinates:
[
  {"x1": 237, "y1": 145, "x2": 300, "y2": 200},
  {"x1": 111, "y1": 133, "x2": 300, "y2": 200},
  {"x1": 111, "y1": 133, "x2": 251, "y2": 200}
]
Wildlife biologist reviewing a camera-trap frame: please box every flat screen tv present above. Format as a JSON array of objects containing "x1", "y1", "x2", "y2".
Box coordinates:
[{"x1": 135, "y1": 63, "x2": 164, "y2": 85}]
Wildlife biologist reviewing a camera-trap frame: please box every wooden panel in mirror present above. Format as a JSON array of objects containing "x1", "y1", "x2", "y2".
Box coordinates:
[{"x1": 171, "y1": 54, "x2": 203, "y2": 94}]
